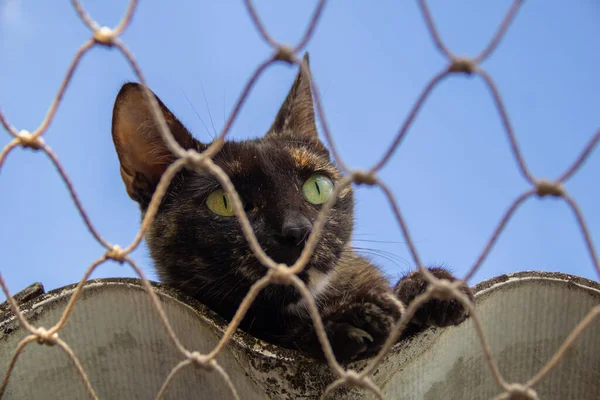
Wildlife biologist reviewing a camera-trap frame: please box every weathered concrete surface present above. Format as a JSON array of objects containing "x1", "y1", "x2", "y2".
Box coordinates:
[{"x1": 0, "y1": 271, "x2": 598, "y2": 399}]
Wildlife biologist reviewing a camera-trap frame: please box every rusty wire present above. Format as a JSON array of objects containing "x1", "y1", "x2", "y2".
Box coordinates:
[{"x1": 0, "y1": 1, "x2": 599, "y2": 399}]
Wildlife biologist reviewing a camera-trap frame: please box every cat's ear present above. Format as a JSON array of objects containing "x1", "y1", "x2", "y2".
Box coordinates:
[
  {"x1": 111, "y1": 82, "x2": 197, "y2": 202},
  {"x1": 267, "y1": 53, "x2": 318, "y2": 141}
]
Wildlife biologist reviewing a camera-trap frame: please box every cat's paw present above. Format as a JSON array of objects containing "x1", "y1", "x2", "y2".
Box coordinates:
[
  {"x1": 393, "y1": 267, "x2": 474, "y2": 332},
  {"x1": 323, "y1": 295, "x2": 401, "y2": 363}
]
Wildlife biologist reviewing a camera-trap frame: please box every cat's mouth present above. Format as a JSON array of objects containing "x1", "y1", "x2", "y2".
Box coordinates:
[
  {"x1": 268, "y1": 240, "x2": 308, "y2": 267},
  {"x1": 264, "y1": 238, "x2": 335, "y2": 277}
]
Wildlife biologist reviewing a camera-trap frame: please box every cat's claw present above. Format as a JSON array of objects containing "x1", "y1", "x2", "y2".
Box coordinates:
[
  {"x1": 321, "y1": 297, "x2": 402, "y2": 363},
  {"x1": 348, "y1": 327, "x2": 373, "y2": 343}
]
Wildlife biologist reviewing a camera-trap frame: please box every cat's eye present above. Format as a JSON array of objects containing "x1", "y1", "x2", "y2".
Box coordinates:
[
  {"x1": 206, "y1": 189, "x2": 236, "y2": 216},
  {"x1": 302, "y1": 174, "x2": 334, "y2": 205}
]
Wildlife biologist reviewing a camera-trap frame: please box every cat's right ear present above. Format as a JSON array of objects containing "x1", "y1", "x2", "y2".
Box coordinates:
[
  {"x1": 267, "y1": 53, "x2": 319, "y2": 143},
  {"x1": 111, "y1": 82, "x2": 198, "y2": 203}
]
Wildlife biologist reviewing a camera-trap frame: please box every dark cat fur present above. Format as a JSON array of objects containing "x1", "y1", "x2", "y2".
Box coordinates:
[{"x1": 110, "y1": 53, "x2": 474, "y2": 363}]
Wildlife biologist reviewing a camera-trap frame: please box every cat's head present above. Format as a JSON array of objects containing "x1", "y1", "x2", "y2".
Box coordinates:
[{"x1": 111, "y1": 54, "x2": 354, "y2": 305}]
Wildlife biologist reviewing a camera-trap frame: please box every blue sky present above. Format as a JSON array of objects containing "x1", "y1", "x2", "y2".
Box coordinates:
[{"x1": 0, "y1": 1, "x2": 598, "y2": 303}]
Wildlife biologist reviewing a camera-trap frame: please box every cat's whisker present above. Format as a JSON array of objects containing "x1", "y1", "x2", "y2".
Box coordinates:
[
  {"x1": 200, "y1": 81, "x2": 218, "y2": 138},
  {"x1": 353, "y1": 251, "x2": 406, "y2": 269},
  {"x1": 347, "y1": 247, "x2": 411, "y2": 271},
  {"x1": 218, "y1": 278, "x2": 245, "y2": 304},
  {"x1": 353, "y1": 238, "x2": 407, "y2": 245},
  {"x1": 298, "y1": 229, "x2": 312, "y2": 246},
  {"x1": 352, "y1": 247, "x2": 408, "y2": 262},
  {"x1": 180, "y1": 87, "x2": 215, "y2": 140},
  {"x1": 223, "y1": 88, "x2": 227, "y2": 131}
]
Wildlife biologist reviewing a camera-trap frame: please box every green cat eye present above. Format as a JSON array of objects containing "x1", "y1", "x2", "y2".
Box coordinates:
[
  {"x1": 206, "y1": 189, "x2": 235, "y2": 216},
  {"x1": 302, "y1": 174, "x2": 334, "y2": 205}
]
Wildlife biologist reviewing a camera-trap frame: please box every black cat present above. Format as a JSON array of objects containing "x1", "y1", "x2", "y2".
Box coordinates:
[{"x1": 110, "y1": 54, "x2": 474, "y2": 363}]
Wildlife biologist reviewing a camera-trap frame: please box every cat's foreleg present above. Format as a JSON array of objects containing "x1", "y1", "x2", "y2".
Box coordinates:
[{"x1": 284, "y1": 285, "x2": 403, "y2": 363}]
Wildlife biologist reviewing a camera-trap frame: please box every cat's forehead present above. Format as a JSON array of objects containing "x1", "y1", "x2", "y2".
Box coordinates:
[{"x1": 212, "y1": 138, "x2": 339, "y2": 179}]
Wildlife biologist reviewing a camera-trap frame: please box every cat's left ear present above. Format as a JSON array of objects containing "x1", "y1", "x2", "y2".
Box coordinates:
[{"x1": 267, "y1": 53, "x2": 319, "y2": 142}]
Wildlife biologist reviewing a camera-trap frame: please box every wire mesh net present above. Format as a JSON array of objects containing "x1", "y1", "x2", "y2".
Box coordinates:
[{"x1": 1, "y1": 1, "x2": 599, "y2": 399}]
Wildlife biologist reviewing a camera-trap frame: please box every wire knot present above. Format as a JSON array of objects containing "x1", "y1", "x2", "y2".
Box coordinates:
[
  {"x1": 186, "y1": 351, "x2": 215, "y2": 371},
  {"x1": 184, "y1": 149, "x2": 209, "y2": 171},
  {"x1": 106, "y1": 245, "x2": 127, "y2": 263},
  {"x1": 342, "y1": 370, "x2": 369, "y2": 388},
  {"x1": 352, "y1": 170, "x2": 377, "y2": 186},
  {"x1": 16, "y1": 130, "x2": 44, "y2": 150},
  {"x1": 33, "y1": 327, "x2": 58, "y2": 346},
  {"x1": 535, "y1": 179, "x2": 564, "y2": 197},
  {"x1": 274, "y1": 45, "x2": 296, "y2": 64},
  {"x1": 500, "y1": 384, "x2": 539, "y2": 400},
  {"x1": 93, "y1": 26, "x2": 116, "y2": 46},
  {"x1": 268, "y1": 264, "x2": 294, "y2": 285},
  {"x1": 449, "y1": 57, "x2": 477, "y2": 74}
]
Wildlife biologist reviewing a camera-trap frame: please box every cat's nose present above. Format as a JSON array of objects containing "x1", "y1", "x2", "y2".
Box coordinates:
[{"x1": 281, "y1": 214, "x2": 313, "y2": 245}]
